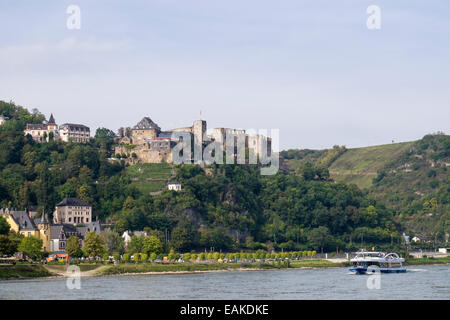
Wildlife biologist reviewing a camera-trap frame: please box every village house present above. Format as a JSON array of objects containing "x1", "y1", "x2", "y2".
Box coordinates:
[
  {"x1": 0, "y1": 114, "x2": 8, "y2": 125},
  {"x1": 53, "y1": 198, "x2": 92, "y2": 225},
  {"x1": 24, "y1": 114, "x2": 58, "y2": 142},
  {"x1": 121, "y1": 230, "x2": 149, "y2": 248},
  {"x1": 49, "y1": 220, "x2": 102, "y2": 252},
  {"x1": 24, "y1": 114, "x2": 90, "y2": 143},
  {"x1": 49, "y1": 224, "x2": 82, "y2": 252},
  {"x1": 0, "y1": 208, "x2": 51, "y2": 252},
  {"x1": 168, "y1": 181, "x2": 182, "y2": 191},
  {"x1": 59, "y1": 123, "x2": 90, "y2": 143}
]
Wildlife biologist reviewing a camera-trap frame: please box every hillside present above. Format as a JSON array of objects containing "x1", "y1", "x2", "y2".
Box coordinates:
[
  {"x1": 282, "y1": 135, "x2": 448, "y2": 197},
  {"x1": 125, "y1": 163, "x2": 174, "y2": 194},
  {"x1": 1, "y1": 100, "x2": 407, "y2": 253},
  {"x1": 329, "y1": 142, "x2": 414, "y2": 189},
  {"x1": 282, "y1": 134, "x2": 450, "y2": 240}
]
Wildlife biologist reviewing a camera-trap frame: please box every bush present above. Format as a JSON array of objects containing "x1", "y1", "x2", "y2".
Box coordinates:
[
  {"x1": 183, "y1": 253, "x2": 191, "y2": 261},
  {"x1": 122, "y1": 253, "x2": 130, "y2": 262}
]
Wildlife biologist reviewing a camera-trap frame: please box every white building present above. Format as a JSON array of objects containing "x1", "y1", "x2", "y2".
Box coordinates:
[
  {"x1": 24, "y1": 114, "x2": 58, "y2": 142},
  {"x1": 53, "y1": 198, "x2": 92, "y2": 225},
  {"x1": 0, "y1": 115, "x2": 8, "y2": 125},
  {"x1": 59, "y1": 123, "x2": 90, "y2": 143},
  {"x1": 168, "y1": 181, "x2": 182, "y2": 191},
  {"x1": 122, "y1": 231, "x2": 132, "y2": 246}
]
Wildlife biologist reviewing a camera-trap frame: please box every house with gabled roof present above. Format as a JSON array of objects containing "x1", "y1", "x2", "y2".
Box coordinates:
[{"x1": 0, "y1": 208, "x2": 51, "y2": 252}]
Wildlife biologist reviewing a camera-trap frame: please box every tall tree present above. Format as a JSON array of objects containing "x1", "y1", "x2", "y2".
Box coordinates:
[
  {"x1": 83, "y1": 232, "x2": 106, "y2": 258},
  {"x1": 66, "y1": 236, "x2": 83, "y2": 258}
]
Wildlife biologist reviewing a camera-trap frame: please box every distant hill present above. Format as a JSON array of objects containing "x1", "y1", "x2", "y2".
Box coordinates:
[
  {"x1": 282, "y1": 134, "x2": 450, "y2": 240},
  {"x1": 282, "y1": 134, "x2": 448, "y2": 197}
]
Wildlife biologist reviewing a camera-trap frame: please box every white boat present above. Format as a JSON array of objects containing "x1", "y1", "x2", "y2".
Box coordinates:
[{"x1": 349, "y1": 251, "x2": 406, "y2": 274}]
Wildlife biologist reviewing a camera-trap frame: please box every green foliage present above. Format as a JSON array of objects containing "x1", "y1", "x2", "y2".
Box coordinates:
[
  {"x1": 0, "y1": 216, "x2": 10, "y2": 235},
  {"x1": 100, "y1": 230, "x2": 125, "y2": 255},
  {"x1": 142, "y1": 236, "x2": 163, "y2": 255},
  {"x1": 66, "y1": 236, "x2": 83, "y2": 258},
  {"x1": 83, "y1": 232, "x2": 106, "y2": 258},
  {"x1": 2, "y1": 101, "x2": 447, "y2": 251},
  {"x1": 18, "y1": 236, "x2": 42, "y2": 260},
  {"x1": 0, "y1": 234, "x2": 19, "y2": 256}
]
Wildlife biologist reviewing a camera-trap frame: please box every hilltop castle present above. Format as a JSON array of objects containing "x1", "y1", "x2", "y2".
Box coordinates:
[{"x1": 114, "y1": 117, "x2": 272, "y2": 164}]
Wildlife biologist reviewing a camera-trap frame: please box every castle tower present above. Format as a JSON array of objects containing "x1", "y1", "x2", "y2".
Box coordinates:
[
  {"x1": 46, "y1": 113, "x2": 58, "y2": 140},
  {"x1": 36, "y1": 213, "x2": 50, "y2": 252},
  {"x1": 193, "y1": 120, "x2": 207, "y2": 145}
]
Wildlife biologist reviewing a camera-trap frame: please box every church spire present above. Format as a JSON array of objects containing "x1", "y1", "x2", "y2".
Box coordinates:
[{"x1": 48, "y1": 113, "x2": 55, "y2": 124}]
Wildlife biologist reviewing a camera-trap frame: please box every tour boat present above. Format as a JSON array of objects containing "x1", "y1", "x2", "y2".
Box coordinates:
[{"x1": 349, "y1": 251, "x2": 406, "y2": 274}]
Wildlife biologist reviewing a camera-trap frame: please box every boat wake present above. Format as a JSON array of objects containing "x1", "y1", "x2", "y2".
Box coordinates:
[{"x1": 406, "y1": 268, "x2": 427, "y2": 272}]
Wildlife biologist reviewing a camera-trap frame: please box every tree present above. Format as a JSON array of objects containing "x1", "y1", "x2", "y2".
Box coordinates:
[
  {"x1": 170, "y1": 223, "x2": 199, "y2": 252},
  {"x1": 183, "y1": 252, "x2": 191, "y2": 261},
  {"x1": 0, "y1": 216, "x2": 10, "y2": 235},
  {"x1": 18, "y1": 236, "x2": 42, "y2": 260},
  {"x1": 168, "y1": 249, "x2": 175, "y2": 261},
  {"x1": 128, "y1": 235, "x2": 145, "y2": 254},
  {"x1": 83, "y1": 231, "x2": 106, "y2": 258},
  {"x1": 307, "y1": 226, "x2": 332, "y2": 253},
  {"x1": 142, "y1": 236, "x2": 163, "y2": 255},
  {"x1": 66, "y1": 236, "x2": 83, "y2": 258},
  {"x1": 0, "y1": 235, "x2": 18, "y2": 256},
  {"x1": 94, "y1": 127, "x2": 116, "y2": 149},
  {"x1": 100, "y1": 230, "x2": 125, "y2": 254}
]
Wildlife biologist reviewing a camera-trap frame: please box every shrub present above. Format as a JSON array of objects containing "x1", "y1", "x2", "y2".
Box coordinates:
[{"x1": 183, "y1": 253, "x2": 191, "y2": 261}]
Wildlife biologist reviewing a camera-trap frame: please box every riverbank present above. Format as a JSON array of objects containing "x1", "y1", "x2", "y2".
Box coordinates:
[
  {"x1": 2, "y1": 256, "x2": 448, "y2": 280},
  {"x1": 0, "y1": 265, "x2": 53, "y2": 279},
  {"x1": 404, "y1": 256, "x2": 450, "y2": 266},
  {"x1": 99, "y1": 259, "x2": 349, "y2": 276}
]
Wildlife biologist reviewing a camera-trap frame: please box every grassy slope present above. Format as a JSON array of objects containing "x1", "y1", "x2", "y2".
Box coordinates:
[
  {"x1": 0, "y1": 265, "x2": 53, "y2": 279},
  {"x1": 329, "y1": 142, "x2": 414, "y2": 189},
  {"x1": 125, "y1": 163, "x2": 173, "y2": 194},
  {"x1": 100, "y1": 260, "x2": 347, "y2": 275}
]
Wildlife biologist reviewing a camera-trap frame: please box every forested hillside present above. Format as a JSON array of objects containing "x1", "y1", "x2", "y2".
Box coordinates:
[
  {"x1": 0, "y1": 100, "x2": 409, "y2": 253},
  {"x1": 282, "y1": 134, "x2": 450, "y2": 242}
]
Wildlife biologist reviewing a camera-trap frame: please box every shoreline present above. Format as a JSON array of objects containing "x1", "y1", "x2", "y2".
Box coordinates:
[{"x1": 2, "y1": 260, "x2": 449, "y2": 281}]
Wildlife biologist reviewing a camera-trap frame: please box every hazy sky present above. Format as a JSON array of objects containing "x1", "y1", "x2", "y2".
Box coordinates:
[{"x1": 0, "y1": 0, "x2": 449, "y2": 150}]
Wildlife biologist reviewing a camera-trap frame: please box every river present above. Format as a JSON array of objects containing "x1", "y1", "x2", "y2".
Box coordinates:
[{"x1": 1, "y1": 265, "x2": 449, "y2": 299}]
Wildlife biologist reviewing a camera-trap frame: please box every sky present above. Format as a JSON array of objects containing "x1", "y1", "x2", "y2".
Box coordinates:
[{"x1": 0, "y1": 0, "x2": 449, "y2": 150}]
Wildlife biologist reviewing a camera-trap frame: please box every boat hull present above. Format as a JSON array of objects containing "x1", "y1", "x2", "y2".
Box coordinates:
[{"x1": 349, "y1": 267, "x2": 406, "y2": 274}]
